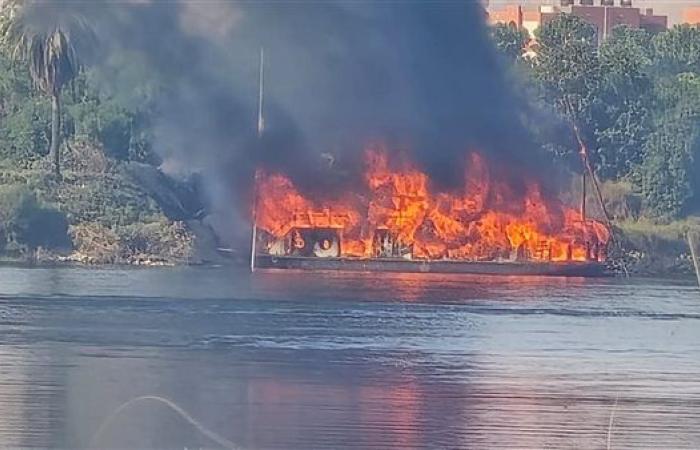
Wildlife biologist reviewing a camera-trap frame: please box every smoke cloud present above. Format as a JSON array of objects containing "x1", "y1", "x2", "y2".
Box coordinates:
[{"x1": 20, "y1": 0, "x2": 548, "y2": 245}]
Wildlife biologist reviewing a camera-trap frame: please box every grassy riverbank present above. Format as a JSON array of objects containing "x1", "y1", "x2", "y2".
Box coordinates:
[
  {"x1": 614, "y1": 217, "x2": 700, "y2": 278},
  {"x1": 0, "y1": 140, "x2": 210, "y2": 266}
]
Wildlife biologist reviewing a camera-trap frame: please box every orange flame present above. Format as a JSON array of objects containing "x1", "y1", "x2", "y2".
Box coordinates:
[{"x1": 255, "y1": 147, "x2": 609, "y2": 262}]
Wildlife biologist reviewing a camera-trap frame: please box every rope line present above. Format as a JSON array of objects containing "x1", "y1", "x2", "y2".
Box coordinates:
[{"x1": 88, "y1": 395, "x2": 239, "y2": 449}]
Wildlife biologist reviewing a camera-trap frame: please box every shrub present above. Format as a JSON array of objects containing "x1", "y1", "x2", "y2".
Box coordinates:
[
  {"x1": 117, "y1": 219, "x2": 194, "y2": 262},
  {"x1": 0, "y1": 97, "x2": 50, "y2": 167},
  {"x1": 69, "y1": 223, "x2": 120, "y2": 264},
  {"x1": 68, "y1": 218, "x2": 194, "y2": 264},
  {"x1": 0, "y1": 186, "x2": 70, "y2": 252}
]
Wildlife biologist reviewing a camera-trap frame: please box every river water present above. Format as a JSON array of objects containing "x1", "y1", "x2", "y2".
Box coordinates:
[{"x1": 0, "y1": 266, "x2": 698, "y2": 449}]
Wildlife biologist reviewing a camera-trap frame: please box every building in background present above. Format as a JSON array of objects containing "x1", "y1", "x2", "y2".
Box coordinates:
[
  {"x1": 487, "y1": 1, "x2": 668, "y2": 44},
  {"x1": 487, "y1": 4, "x2": 542, "y2": 37}
]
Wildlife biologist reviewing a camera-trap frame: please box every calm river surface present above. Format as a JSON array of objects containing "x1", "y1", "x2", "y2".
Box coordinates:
[{"x1": 0, "y1": 266, "x2": 698, "y2": 449}]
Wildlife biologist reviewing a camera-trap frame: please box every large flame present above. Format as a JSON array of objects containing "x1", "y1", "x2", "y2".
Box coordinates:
[{"x1": 255, "y1": 147, "x2": 609, "y2": 263}]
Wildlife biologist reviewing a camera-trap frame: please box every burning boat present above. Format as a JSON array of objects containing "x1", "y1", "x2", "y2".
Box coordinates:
[{"x1": 251, "y1": 148, "x2": 610, "y2": 276}]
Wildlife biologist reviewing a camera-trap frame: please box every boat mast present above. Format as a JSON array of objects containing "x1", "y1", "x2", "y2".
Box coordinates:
[
  {"x1": 580, "y1": 169, "x2": 586, "y2": 222},
  {"x1": 250, "y1": 47, "x2": 264, "y2": 273},
  {"x1": 257, "y1": 47, "x2": 265, "y2": 137}
]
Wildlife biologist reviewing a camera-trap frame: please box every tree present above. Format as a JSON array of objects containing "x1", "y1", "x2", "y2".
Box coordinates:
[
  {"x1": 503, "y1": 16, "x2": 700, "y2": 218},
  {"x1": 652, "y1": 25, "x2": 700, "y2": 76},
  {"x1": 491, "y1": 23, "x2": 529, "y2": 63},
  {"x1": 595, "y1": 26, "x2": 653, "y2": 179},
  {"x1": 1, "y1": 1, "x2": 95, "y2": 176},
  {"x1": 654, "y1": 72, "x2": 700, "y2": 122},
  {"x1": 633, "y1": 72, "x2": 700, "y2": 217},
  {"x1": 531, "y1": 14, "x2": 601, "y2": 163},
  {"x1": 532, "y1": 20, "x2": 657, "y2": 181},
  {"x1": 0, "y1": 49, "x2": 50, "y2": 166},
  {"x1": 638, "y1": 121, "x2": 696, "y2": 218},
  {"x1": 0, "y1": 186, "x2": 69, "y2": 252}
]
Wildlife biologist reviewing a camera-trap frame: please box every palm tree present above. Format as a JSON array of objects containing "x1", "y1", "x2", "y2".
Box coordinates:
[{"x1": 1, "y1": 1, "x2": 94, "y2": 176}]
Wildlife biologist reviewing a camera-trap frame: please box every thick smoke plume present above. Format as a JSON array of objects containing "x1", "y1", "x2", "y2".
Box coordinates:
[{"x1": 20, "y1": 0, "x2": 548, "y2": 246}]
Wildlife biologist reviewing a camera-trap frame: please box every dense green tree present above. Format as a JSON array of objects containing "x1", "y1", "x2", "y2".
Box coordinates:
[
  {"x1": 531, "y1": 14, "x2": 601, "y2": 161},
  {"x1": 518, "y1": 18, "x2": 700, "y2": 218},
  {"x1": 0, "y1": 50, "x2": 50, "y2": 165},
  {"x1": 638, "y1": 121, "x2": 696, "y2": 218},
  {"x1": 0, "y1": 96, "x2": 50, "y2": 166},
  {"x1": 0, "y1": 186, "x2": 69, "y2": 251},
  {"x1": 652, "y1": 25, "x2": 700, "y2": 75},
  {"x1": 1, "y1": 0, "x2": 95, "y2": 176},
  {"x1": 491, "y1": 23, "x2": 529, "y2": 62},
  {"x1": 654, "y1": 72, "x2": 700, "y2": 121},
  {"x1": 64, "y1": 72, "x2": 157, "y2": 163},
  {"x1": 595, "y1": 26, "x2": 653, "y2": 179}
]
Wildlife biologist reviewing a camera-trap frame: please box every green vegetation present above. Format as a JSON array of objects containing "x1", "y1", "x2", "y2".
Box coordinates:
[
  {"x1": 0, "y1": 185, "x2": 69, "y2": 255},
  {"x1": 1, "y1": 0, "x2": 95, "y2": 176},
  {"x1": 0, "y1": 141, "x2": 196, "y2": 264},
  {"x1": 490, "y1": 17, "x2": 700, "y2": 275},
  {"x1": 0, "y1": 3, "x2": 197, "y2": 265},
  {"x1": 492, "y1": 17, "x2": 700, "y2": 222},
  {"x1": 490, "y1": 23, "x2": 529, "y2": 63},
  {"x1": 493, "y1": 17, "x2": 700, "y2": 221}
]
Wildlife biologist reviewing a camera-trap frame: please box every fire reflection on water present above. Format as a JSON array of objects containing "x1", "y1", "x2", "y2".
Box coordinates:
[{"x1": 244, "y1": 377, "x2": 423, "y2": 449}]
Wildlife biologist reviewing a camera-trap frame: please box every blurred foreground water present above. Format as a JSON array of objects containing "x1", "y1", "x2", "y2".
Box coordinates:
[{"x1": 0, "y1": 266, "x2": 698, "y2": 448}]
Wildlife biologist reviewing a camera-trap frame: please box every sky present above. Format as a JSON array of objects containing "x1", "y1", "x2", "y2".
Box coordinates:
[{"x1": 489, "y1": 0, "x2": 700, "y2": 24}]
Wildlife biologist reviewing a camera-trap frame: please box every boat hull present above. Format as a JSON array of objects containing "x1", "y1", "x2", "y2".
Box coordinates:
[{"x1": 255, "y1": 255, "x2": 606, "y2": 277}]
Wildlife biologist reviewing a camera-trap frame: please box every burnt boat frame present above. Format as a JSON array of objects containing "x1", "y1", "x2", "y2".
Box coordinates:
[
  {"x1": 255, "y1": 254, "x2": 606, "y2": 277},
  {"x1": 248, "y1": 49, "x2": 609, "y2": 278}
]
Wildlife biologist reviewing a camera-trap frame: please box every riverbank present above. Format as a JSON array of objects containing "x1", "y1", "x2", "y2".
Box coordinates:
[
  {"x1": 612, "y1": 218, "x2": 700, "y2": 278},
  {"x1": 0, "y1": 220, "x2": 234, "y2": 267},
  {"x1": 4, "y1": 244, "x2": 698, "y2": 281},
  {"x1": 5, "y1": 222, "x2": 700, "y2": 279},
  {"x1": 1, "y1": 149, "x2": 697, "y2": 278},
  {"x1": 0, "y1": 140, "x2": 218, "y2": 266}
]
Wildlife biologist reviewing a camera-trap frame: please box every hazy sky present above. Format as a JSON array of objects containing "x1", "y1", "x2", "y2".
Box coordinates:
[{"x1": 489, "y1": 0, "x2": 700, "y2": 24}]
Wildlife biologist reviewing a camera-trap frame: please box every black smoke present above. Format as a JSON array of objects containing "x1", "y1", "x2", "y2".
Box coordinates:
[{"x1": 21, "y1": 0, "x2": 548, "y2": 244}]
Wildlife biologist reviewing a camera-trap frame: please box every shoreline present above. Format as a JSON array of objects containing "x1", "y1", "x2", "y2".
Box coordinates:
[{"x1": 0, "y1": 254, "x2": 696, "y2": 281}]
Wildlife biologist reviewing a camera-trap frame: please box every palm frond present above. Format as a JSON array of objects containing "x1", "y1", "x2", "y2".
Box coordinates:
[{"x1": 0, "y1": 0, "x2": 96, "y2": 96}]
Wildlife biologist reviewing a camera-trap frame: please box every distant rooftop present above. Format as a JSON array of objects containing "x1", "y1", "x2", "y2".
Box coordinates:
[{"x1": 487, "y1": 0, "x2": 688, "y2": 25}]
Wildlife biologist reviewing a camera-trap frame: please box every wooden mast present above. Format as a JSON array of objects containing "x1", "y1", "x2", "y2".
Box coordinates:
[
  {"x1": 250, "y1": 47, "x2": 264, "y2": 273},
  {"x1": 564, "y1": 98, "x2": 612, "y2": 233},
  {"x1": 581, "y1": 171, "x2": 586, "y2": 222},
  {"x1": 571, "y1": 119, "x2": 613, "y2": 234}
]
